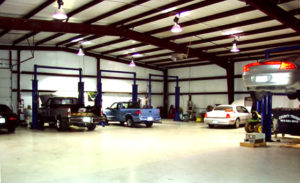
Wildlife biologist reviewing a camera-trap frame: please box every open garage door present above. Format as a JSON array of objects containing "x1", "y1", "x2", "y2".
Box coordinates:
[{"x1": 0, "y1": 68, "x2": 12, "y2": 107}]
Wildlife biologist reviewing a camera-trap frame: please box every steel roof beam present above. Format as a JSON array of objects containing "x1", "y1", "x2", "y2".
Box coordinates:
[
  {"x1": 0, "y1": 45, "x2": 163, "y2": 71},
  {"x1": 53, "y1": 0, "x2": 150, "y2": 46},
  {"x1": 85, "y1": 0, "x2": 225, "y2": 51},
  {"x1": 124, "y1": 8, "x2": 299, "y2": 61},
  {"x1": 0, "y1": 0, "x2": 55, "y2": 38},
  {"x1": 0, "y1": 16, "x2": 227, "y2": 68},
  {"x1": 34, "y1": 0, "x2": 105, "y2": 46},
  {"x1": 86, "y1": 0, "x2": 294, "y2": 54},
  {"x1": 63, "y1": 0, "x2": 194, "y2": 48},
  {"x1": 0, "y1": 0, "x2": 5, "y2": 6},
  {"x1": 245, "y1": 0, "x2": 300, "y2": 33},
  {"x1": 212, "y1": 40, "x2": 300, "y2": 55}
]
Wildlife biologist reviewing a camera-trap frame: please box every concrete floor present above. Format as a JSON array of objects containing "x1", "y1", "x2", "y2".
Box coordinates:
[{"x1": 0, "y1": 120, "x2": 300, "y2": 183}]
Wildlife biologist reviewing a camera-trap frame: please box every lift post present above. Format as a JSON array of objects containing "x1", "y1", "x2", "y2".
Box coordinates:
[
  {"x1": 257, "y1": 45, "x2": 300, "y2": 141},
  {"x1": 148, "y1": 74, "x2": 180, "y2": 121},
  {"x1": 32, "y1": 65, "x2": 84, "y2": 129},
  {"x1": 97, "y1": 70, "x2": 138, "y2": 108}
]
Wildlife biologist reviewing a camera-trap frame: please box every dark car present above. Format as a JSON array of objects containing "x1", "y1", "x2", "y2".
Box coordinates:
[{"x1": 0, "y1": 104, "x2": 18, "y2": 133}]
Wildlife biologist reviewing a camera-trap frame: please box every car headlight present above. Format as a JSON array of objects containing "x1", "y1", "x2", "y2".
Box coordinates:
[{"x1": 82, "y1": 117, "x2": 91, "y2": 123}]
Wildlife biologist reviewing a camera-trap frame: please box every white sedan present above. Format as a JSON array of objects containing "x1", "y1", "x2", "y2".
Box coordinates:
[{"x1": 204, "y1": 105, "x2": 250, "y2": 128}]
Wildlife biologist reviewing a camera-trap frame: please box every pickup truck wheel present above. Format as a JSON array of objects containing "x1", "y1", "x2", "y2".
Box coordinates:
[
  {"x1": 87, "y1": 124, "x2": 96, "y2": 131},
  {"x1": 145, "y1": 122, "x2": 153, "y2": 127},
  {"x1": 126, "y1": 118, "x2": 134, "y2": 127},
  {"x1": 56, "y1": 119, "x2": 68, "y2": 131}
]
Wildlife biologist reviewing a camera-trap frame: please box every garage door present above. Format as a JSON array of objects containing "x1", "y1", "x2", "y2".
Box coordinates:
[{"x1": 0, "y1": 68, "x2": 12, "y2": 106}]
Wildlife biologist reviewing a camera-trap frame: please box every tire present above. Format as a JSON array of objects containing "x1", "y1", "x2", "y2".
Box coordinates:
[
  {"x1": 287, "y1": 93, "x2": 297, "y2": 100},
  {"x1": 87, "y1": 124, "x2": 96, "y2": 131},
  {"x1": 37, "y1": 116, "x2": 45, "y2": 129},
  {"x1": 254, "y1": 123, "x2": 262, "y2": 133},
  {"x1": 145, "y1": 122, "x2": 153, "y2": 127},
  {"x1": 103, "y1": 115, "x2": 109, "y2": 126},
  {"x1": 234, "y1": 118, "x2": 240, "y2": 128},
  {"x1": 7, "y1": 126, "x2": 15, "y2": 133},
  {"x1": 56, "y1": 118, "x2": 69, "y2": 131},
  {"x1": 49, "y1": 123, "x2": 56, "y2": 128},
  {"x1": 208, "y1": 124, "x2": 214, "y2": 128},
  {"x1": 126, "y1": 117, "x2": 134, "y2": 127},
  {"x1": 245, "y1": 123, "x2": 255, "y2": 133}
]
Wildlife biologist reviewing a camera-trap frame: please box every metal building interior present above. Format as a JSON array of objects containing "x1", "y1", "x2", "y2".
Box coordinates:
[{"x1": 0, "y1": 0, "x2": 300, "y2": 183}]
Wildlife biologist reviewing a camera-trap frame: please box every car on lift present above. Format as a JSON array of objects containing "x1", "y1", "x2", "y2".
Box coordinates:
[
  {"x1": 0, "y1": 104, "x2": 18, "y2": 133},
  {"x1": 37, "y1": 97, "x2": 102, "y2": 131},
  {"x1": 204, "y1": 105, "x2": 250, "y2": 128},
  {"x1": 103, "y1": 101, "x2": 161, "y2": 127},
  {"x1": 242, "y1": 54, "x2": 300, "y2": 100}
]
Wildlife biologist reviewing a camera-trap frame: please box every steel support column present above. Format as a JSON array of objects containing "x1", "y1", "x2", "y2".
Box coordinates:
[
  {"x1": 226, "y1": 60, "x2": 234, "y2": 104},
  {"x1": 96, "y1": 58, "x2": 101, "y2": 109},
  {"x1": 17, "y1": 50, "x2": 21, "y2": 120},
  {"x1": 148, "y1": 74, "x2": 152, "y2": 108},
  {"x1": 266, "y1": 93, "x2": 272, "y2": 141},
  {"x1": 174, "y1": 84, "x2": 180, "y2": 121},
  {"x1": 163, "y1": 69, "x2": 169, "y2": 118},
  {"x1": 32, "y1": 65, "x2": 38, "y2": 129}
]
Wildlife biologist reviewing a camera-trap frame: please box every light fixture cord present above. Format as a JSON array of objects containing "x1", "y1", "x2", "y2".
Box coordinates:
[{"x1": 57, "y1": 0, "x2": 64, "y2": 9}]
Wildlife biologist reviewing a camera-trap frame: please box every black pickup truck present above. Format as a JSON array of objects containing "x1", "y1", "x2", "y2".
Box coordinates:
[{"x1": 38, "y1": 97, "x2": 102, "y2": 131}]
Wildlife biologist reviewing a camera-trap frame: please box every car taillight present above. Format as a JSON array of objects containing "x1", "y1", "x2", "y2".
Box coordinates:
[
  {"x1": 226, "y1": 113, "x2": 230, "y2": 118},
  {"x1": 243, "y1": 61, "x2": 296, "y2": 73},
  {"x1": 204, "y1": 113, "x2": 207, "y2": 118},
  {"x1": 136, "y1": 110, "x2": 141, "y2": 115},
  {"x1": 100, "y1": 109, "x2": 103, "y2": 116},
  {"x1": 67, "y1": 108, "x2": 71, "y2": 118},
  {"x1": 280, "y1": 61, "x2": 296, "y2": 70},
  {"x1": 9, "y1": 117, "x2": 16, "y2": 120},
  {"x1": 243, "y1": 62, "x2": 261, "y2": 73}
]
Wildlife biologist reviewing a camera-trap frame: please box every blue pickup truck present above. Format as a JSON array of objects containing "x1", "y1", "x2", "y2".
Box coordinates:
[{"x1": 103, "y1": 102, "x2": 161, "y2": 127}]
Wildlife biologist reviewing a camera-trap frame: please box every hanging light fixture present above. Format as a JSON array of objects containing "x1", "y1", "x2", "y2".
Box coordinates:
[
  {"x1": 230, "y1": 36, "x2": 240, "y2": 53},
  {"x1": 171, "y1": 15, "x2": 183, "y2": 33},
  {"x1": 129, "y1": 57, "x2": 136, "y2": 67},
  {"x1": 52, "y1": 0, "x2": 67, "y2": 20},
  {"x1": 77, "y1": 45, "x2": 85, "y2": 56}
]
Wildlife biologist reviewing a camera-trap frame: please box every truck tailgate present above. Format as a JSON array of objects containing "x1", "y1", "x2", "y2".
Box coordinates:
[{"x1": 139, "y1": 109, "x2": 161, "y2": 121}]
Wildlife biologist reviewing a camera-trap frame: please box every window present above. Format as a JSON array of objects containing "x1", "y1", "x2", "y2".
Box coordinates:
[
  {"x1": 236, "y1": 106, "x2": 248, "y2": 113},
  {"x1": 214, "y1": 106, "x2": 233, "y2": 111},
  {"x1": 110, "y1": 103, "x2": 118, "y2": 109},
  {"x1": 127, "y1": 102, "x2": 139, "y2": 109},
  {"x1": 241, "y1": 106, "x2": 249, "y2": 113}
]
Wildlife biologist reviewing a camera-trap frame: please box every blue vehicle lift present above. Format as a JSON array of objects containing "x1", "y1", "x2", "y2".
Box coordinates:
[
  {"x1": 97, "y1": 70, "x2": 138, "y2": 108},
  {"x1": 148, "y1": 74, "x2": 180, "y2": 121},
  {"x1": 257, "y1": 45, "x2": 300, "y2": 141},
  {"x1": 32, "y1": 65, "x2": 84, "y2": 129}
]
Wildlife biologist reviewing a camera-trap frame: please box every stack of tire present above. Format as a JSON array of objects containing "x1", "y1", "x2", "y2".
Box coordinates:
[{"x1": 273, "y1": 108, "x2": 300, "y2": 136}]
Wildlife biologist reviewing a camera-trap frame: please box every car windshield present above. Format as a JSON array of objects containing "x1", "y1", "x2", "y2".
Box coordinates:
[
  {"x1": 214, "y1": 106, "x2": 233, "y2": 111},
  {"x1": 0, "y1": 105, "x2": 12, "y2": 112}
]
